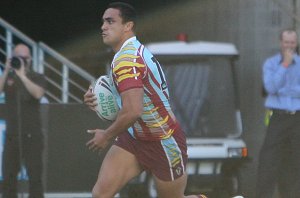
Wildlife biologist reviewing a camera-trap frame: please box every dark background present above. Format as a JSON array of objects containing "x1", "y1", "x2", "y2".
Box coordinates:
[{"x1": 0, "y1": 0, "x2": 180, "y2": 46}]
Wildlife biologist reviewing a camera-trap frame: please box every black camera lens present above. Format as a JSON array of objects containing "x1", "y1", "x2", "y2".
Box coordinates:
[{"x1": 11, "y1": 56, "x2": 25, "y2": 69}]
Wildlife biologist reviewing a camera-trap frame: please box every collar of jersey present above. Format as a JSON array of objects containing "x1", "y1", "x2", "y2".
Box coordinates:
[{"x1": 115, "y1": 36, "x2": 137, "y2": 56}]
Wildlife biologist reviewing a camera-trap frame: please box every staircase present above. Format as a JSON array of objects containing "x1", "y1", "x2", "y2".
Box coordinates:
[{"x1": 0, "y1": 17, "x2": 95, "y2": 103}]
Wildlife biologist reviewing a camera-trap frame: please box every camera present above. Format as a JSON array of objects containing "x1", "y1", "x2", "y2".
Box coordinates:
[{"x1": 10, "y1": 56, "x2": 27, "y2": 69}]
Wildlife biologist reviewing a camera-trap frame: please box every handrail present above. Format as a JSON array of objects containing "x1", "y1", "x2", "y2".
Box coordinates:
[
  {"x1": 0, "y1": 17, "x2": 38, "y2": 70},
  {"x1": 38, "y1": 42, "x2": 95, "y2": 103},
  {"x1": 38, "y1": 42, "x2": 95, "y2": 82},
  {"x1": 0, "y1": 18, "x2": 36, "y2": 46},
  {"x1": 0, "y1": 17, "x2": 95, "y2": 103}
]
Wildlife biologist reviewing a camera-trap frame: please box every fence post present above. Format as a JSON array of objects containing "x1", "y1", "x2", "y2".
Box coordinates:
[
  {"x1": 62, "y1": 64, "x2": 69, "y2": 103},
  {"x1": 6, "y1": 30, "x2": 13, "y2": 58},
  {"x1": 32, "y1": 44, "x2": 38, "y2": 72},
  {"x1": 38, "y1": 47, "x2": 45, "y2": 74}
]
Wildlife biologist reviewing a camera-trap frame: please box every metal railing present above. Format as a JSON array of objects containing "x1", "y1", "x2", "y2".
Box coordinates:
[
  {"x1": 37, "y1": 42, "x2": 95, "y2": 103},
  {"x1": 0, "y1": 17, "x2": 38, "y2": 70},
  {"x1": 0, "y1": 17, "x2": 95, "y2": 103}
]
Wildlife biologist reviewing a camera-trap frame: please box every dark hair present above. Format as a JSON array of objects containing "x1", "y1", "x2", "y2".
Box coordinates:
[{"x1": 107, "y1": 2, "x2": 137, "y2": 26}]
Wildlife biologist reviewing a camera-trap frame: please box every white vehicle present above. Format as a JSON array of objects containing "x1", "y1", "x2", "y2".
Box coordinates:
[{"x1": 120, "y1": 40, "x2": 249, "y2": 198}]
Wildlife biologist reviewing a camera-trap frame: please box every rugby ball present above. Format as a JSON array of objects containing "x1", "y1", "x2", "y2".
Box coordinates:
[{"x1": 92, "y1": 75, "x2": 119, "y2": 121}]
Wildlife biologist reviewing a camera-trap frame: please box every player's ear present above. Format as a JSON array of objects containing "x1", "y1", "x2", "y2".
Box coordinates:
[{"x1": 125, "y1": 21, "x2": 134, "y2": 32}]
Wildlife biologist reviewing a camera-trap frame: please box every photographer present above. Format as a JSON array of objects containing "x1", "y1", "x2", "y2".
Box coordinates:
[{"x1": 0, "y1": 44, "x2": 46, "y2": 198}]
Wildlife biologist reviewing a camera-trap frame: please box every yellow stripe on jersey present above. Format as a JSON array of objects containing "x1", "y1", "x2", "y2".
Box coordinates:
[
  {"x1": 113, "y1": 61, "x2": 145, "y2": 72},
  {"x1": 161, "y1": 129, "x2": 174, "y2": 139},
  {"x1": 116, "y1": 68, "x2": 132, "y2": 75},
  {"x1": 122, "y1": 47, "x2": 136, "y2": 51},
  {"x1": 172, "y1": 157, "x2": 181, "y2": 167},
  {"x1": 147, "y1": 115, "x2": 169, "y2": 128},
  {"x1": 115, "y1": 54, "x2": 140, "y2": 62},
  {"x1": 144, "y1": 101, "x2": 153, "y2": 107},
  {"x1": 144, "y1": 107, "x2": 159, "y2": 114},
  {"x1": 116, "y1": 73, "x2": 141, "y2": 83}
]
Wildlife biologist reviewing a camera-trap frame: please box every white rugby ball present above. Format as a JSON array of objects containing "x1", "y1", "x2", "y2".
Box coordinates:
[{"x1": 92, "y1": 75, "x2": 119, "y2": 121}]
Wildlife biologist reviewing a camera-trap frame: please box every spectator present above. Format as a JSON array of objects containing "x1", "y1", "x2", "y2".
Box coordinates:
[
  {"x1": 0, "y1": 43, "x2": 47, "y2": 198},
  {"x1": 257, "y1": 29, "x2": 300, "y2": 198}
]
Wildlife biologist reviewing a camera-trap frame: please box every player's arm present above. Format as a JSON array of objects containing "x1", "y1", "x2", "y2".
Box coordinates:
[
  {"x1": 86, "y1": 87, "x2": 143, "y2": 151},
  {"x1": 105, "y1": 87, "x2": 143, "y2": 139}
]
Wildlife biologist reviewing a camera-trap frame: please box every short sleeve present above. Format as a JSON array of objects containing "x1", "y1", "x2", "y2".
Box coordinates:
[{"x1": 113, "y1": 53, "x2": 146, "y2": 93}]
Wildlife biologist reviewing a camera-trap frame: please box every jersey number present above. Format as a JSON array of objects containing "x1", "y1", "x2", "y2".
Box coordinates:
[{"x1": 151, "y1": 57, "x2": 167, "y2": 90}]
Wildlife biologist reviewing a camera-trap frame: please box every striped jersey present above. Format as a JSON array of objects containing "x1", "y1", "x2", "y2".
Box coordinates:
[{"x1": 110, "y1": 37, "x2": 179, "y2": 141}]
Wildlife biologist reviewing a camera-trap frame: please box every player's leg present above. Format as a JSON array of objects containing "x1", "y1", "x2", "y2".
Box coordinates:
[
  {"x1": 154, "y1": 172, "x2": 206, "y2": 198},
  {"x1": 154, "y1": 172, "x2": 186, "y2": 198},
  {"x1": 92, "y1": 145, "x2": 143, "y2": 198},
  {"x1": 147, "y1": 128, "x2": 206, "y2": 198}
]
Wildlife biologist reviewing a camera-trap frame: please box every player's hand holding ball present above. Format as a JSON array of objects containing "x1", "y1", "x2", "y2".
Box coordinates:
[
  {"x1": 83, "y1": 86, "x2": 98, "y2": 111},
  {"x1": 90, "y1": 75, "x2": 119, "y2": 121},
  {"x1": 84, "y1": 75, "x2": 119, "y2": 121}
]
